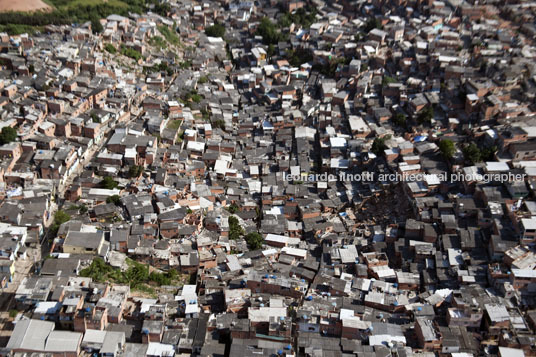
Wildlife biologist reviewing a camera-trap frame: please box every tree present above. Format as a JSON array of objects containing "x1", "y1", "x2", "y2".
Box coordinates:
[
  {"x1": 227, "y1": 203, "x2": 239, "y2": 214},
  {"x1": 462, "y1": 143, "x2": 482, "y2": 164},
  {"x1": 212, "y1": 119, "x2": 225, "y2": 130},
  {"x1": 417, "y1": 106, "x2": 434, "y2": 124},
  {"x1": 54, "y1": 210, "x2": 71, "y2": 226},
  {"x1": 120, "y1": 45, "x2": 142, "y2": 61},
  {"x1": 153, "y1": 2, "x2": 171, "y2": 16},
  {"x1": 100, "y1": 176, "x2": 119, "y2": 190},
  {"x1": 149, "y1": 271, "x2": 171, "y2": 286},
  {"x1": 50, "y1": 209, "x2": 71, "y2": 235},
  {"x1": 205, "y1": 23, "x2": 225, "y2": 38},
  {"x1": 124, "y1": 261, "x2": 149, "y2": 287},
  {"x1": 91, "y1": 18, "x2": 103, "y2": 34},
  {"x1": 104, "y1": 43, "x2": 117, "y2": 54},
  {"x1": 106, "y1": 195, "x2": 121, "y2": 205},
  {"x1": 481, "y1": 145, "x2": 497, "y2": 161},
  {"x1": 0, "y1": 126, "x2": 17, "y2": 145},
  {"x1": 438, "y1": 139, "x2": 456, "y2": 159},
  {"x1": 245, "y1": 232, "x2": 264, "y2": 250},
  {"x1": 314, "y1": 55, "x2": 352, "y2": 78},
  {"x1": 393, "y1": 113, "x2": 407, "y2": 127},
  {"x1": 228, "y1": 216, "x2": 244, "y2": 240},
  {"x1": 364, "y1": 18, "x2": 383, "y2": 33},
  {"x1": 78, "y1": 204, "x2": 88, "y2": 214},
  {"x1": 256, "y1": 17, "x2": 285, "y2": 45},
  {"x1": 128, "y1": 165, "x2": 144, "y2": 178},
  {"x1": 286, "y1": 47, "x2": 313, "y2": 67},
  {"x1": 371, "y1": 135, "x2": 390, "y2": 156}
]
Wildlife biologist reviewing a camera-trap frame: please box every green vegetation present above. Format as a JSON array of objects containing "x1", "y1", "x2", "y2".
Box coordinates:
[
  {"x1": 100, "y1": 176, "x2": 119, "y2": 190},
  {"x1": 120, "y1": 45, "x2": 142, "y2": 61},
  {"x1": 462, "y1": 143, "x2": 481, "y2": 164},
  {"x1": 158, "y1": 25, "x2": 180, "y2": 45},
  {"x1": 461, "y1": 143, "x2": 497, "y2": 164},
  {"x1": 371, "y1": 135, "x2": 391, "y2": 156},
  {"x1": 144, "y1": 61, "x2": 173, "y2": 76},
  {"x1": 104, "y1": 43, "x2": 117, "y2": 54},
  {"x1": 278, "y1": 6, "x2": 318, "y2": 28},
  {"x1": 198, "y1": 75, "x2": 209, "y2": 84},
  {"x1": 167, "y1": 120, "x2": 182, "y2": 131},
  {"x1": 200, "y1": 108, "x2": 210, "y2": 121},
  {"x1": 132, "y1": 284, "x2": 156, "y2": 297},
  {"x1": 9, "y1": 309, "x2": 18, "y2": 318},
  {"x1": 481, "y1": 145, "x2": 498, "y2": 161},
  {"x1": 50, "y1": 209, "x2": 71, "y2": 236},
  {"x1": 382, "y1": 75, "x2": 397, "y2": 86},
  {"x1": 256, "y1": 17, "x2": 287, "y2": 45},
  {"x1": 0, "y1": 24, "x2": 40, "y2": 35},
  {"x1": 182, "y1": 90, "x2": 203, "y2": 104},
  {"x1": 212, "y1": 119, "x2": 225, "y2": 130},
  {"x1": 106, "y1": 194, "x2": 121, "y2": 205},
  {"x1": 0, "y1": 0, "x2": 169, "y2": 32},
  {"x1": 81, "y1": 257, "x2": 145, "y2": 285},
  {"x1": 150, "y1": 1, "x2": 171, "y2": 16},
  {"x1": 148, "y1": 35, "x2": 166, "y2": 49},
  {"x1": 128, "y1": 165, "x2": 144, "y2": 178},
  {"x1": 312, "y1": 57, "x2": 350, "y2": 78},
  {"x1": 205, "y1": 23, "x2": 225, "y2": 38},
  {"x1": 179, "y1": 60, "x2": 192, "y2": 69},
  {"x1": 364, "y1": 17, "x2": 383, "y2": 33},
  {"x1": 227, "y1": 203, "x2": 239, "y2": 214},
  {"x1": 80, "y1": 257, "x2": 181, "y2": 290},
  {"x1": 438, "y1": 139, "x2": 456, "y2": 159},
  {"x1": 392, "y1": 113, "x2": 407, "y2": 127},
  {"x1": 78, "y1": 204, "x2": 88, "y2": 214},
  {"x1": 91, "y1": 113, "x2": 100, "y2": 123},
  {"x1": 0, "y1": 126, "x2": 17, "y2": 145},
  {"x1": 417, "y1": 106, "x2": 434, "y2": 124},
  {"x1": 91, "y1": 17, "x2": 103, "y2": 34},
  {"x1": 286, "y1": 47, "x2": 313, "y2": 67},
  {"x1": 148, "y1": 269, "x2": 178, "y2": 286},
  {"x1": 245, "y1": 232, "x2": 264, "y2": 250},
  {"x1": 228, "y1": 216, "x2": 244, "y2": 240}
]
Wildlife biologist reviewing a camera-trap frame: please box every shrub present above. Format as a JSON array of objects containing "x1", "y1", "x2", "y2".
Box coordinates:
[
  {"x1": 205, "y1": 23, "x2": 225, "y2": 38},
  {"x1": 106, "y1": 195, "x2": 121, "y2": 205},
  {"x1": 228, "y1": 216, "x2": 244, "y2": 240},
  {"x1": 438, "y1": 139, "x2": 455, "y2": 159},
  {"x1": 104, "y1": 43, "x2": 117, "y2": 54},
  {"x1": 100, "y1": 176, "x2": 119, "y2": 190},
  {"x1": 0, "y1": 127, "x2": 17, "y2": 145},
  {"x1": 245, "y1": 232, "x2": 263, "y2": 250}
]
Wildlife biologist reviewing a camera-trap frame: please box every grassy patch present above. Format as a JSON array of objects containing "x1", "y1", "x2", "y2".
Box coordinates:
[
  {"x1": 9, "y1": 309, "x2": 18, "y2": 318},
  {"x1": 158, "y1": 25, "x2": 180, "y2": 45},
  {"x1": 0, "y1": 24, "x2": 41, "y2": 35},
  {"x1": 167, "y1": 120, "x2": 182, "y2": 131},
  {"x1": 120, "y1": 45, "x2": 142, "y2": 61},
  {"x1": 104, "y1": 43, "x2": 117, "y2": 54},
  {"x1": 149, "y1": 35, "x2": 166, "y2": 49}
]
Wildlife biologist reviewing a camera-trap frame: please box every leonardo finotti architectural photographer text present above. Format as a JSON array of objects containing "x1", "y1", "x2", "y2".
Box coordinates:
[{"x1": 284, "y1": 172, "x2": 526, "y2": 184}]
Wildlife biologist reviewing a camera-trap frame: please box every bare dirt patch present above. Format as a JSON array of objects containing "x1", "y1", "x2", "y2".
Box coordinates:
[{"x1": 0, "y1": 0, "x2": 52, "y2": 12}]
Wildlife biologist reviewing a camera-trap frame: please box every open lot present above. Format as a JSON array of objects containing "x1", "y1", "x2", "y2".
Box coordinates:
[{"x1": 0, "y1": 0, "x2": 51, "y2": 12}]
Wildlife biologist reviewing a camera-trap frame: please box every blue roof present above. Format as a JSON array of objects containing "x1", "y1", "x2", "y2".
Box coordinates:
[{"x1": 414, "y1": 135, "x2": 427, "y2": 142}]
